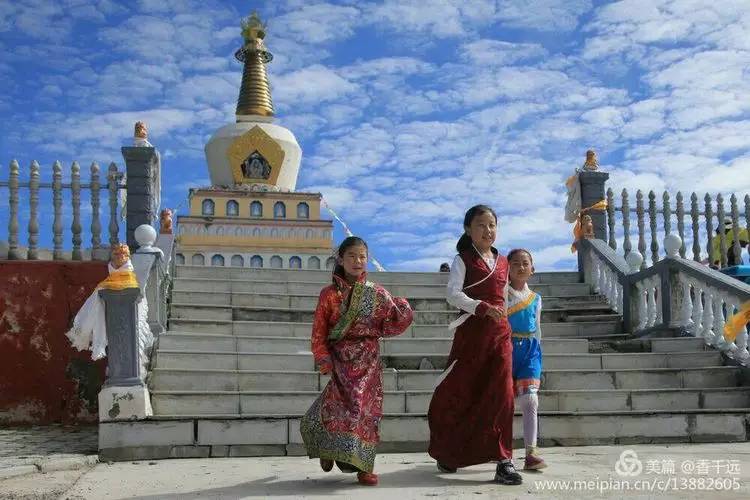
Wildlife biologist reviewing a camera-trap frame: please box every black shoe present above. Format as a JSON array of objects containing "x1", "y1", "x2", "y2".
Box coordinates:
[
  {"x1": 437, "y1": 462, "x2": 457, "y2": 473},
  {"x1": 494, "y1": 460, "x2": 523, "y2": 485}
]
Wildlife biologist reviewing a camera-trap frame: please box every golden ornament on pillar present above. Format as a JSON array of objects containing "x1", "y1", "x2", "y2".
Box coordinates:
[
  {"x1": 160, "y1": 209, "x2": 173, "y2": 234},
  {"x1": 110, "y1": 243, "x2": 131, "y2": 268},
  {"x1": 583, "y1": 149, "x2": 599, "y2": 171},
  {"x1": 581, "y1": 215, "x2": 595, "y2": 239}
]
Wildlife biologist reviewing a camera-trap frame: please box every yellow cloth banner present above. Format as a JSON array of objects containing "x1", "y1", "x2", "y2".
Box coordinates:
[
  {"x1": 571, "y1": 199, "x2": 608, "y2": 253},
  {"x1": 98, "y1": 269, "x2": 139, "y2": 290},
  {"x1": 724, "y1": 301, "x2": 750, "y2": 343}
]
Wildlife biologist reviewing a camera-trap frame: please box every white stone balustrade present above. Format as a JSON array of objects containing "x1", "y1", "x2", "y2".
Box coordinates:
[
  {"x1": 674, "y1": 275, "x2": 749, "y2": 365},
  {"x1": 585, "y1": 242, "x2": 624, "y2": 314},
  {"x1": 580, "y1": 233, "x2": 750, "y2": 366}
]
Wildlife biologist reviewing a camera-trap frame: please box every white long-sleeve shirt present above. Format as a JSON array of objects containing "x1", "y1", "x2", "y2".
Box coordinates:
[{"x1": 446, "y1": 252, "x2": 508, "y2": 314}]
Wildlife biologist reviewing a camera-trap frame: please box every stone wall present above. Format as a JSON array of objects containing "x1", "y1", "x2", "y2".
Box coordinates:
[{"x1": 0, "y1": 261, "x2": 108, "y2": 424}]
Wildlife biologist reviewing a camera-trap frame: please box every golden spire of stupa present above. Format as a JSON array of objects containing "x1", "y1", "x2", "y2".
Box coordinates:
[{"x1": 234, "y1": 12, "x2": 274, "y2": 118}]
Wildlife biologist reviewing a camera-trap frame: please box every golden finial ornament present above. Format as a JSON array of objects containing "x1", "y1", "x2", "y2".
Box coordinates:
[
  {"x1": 110, "y1": 243, "x2": 131, "y2": 268},
  {"x1": 581, "y1": 215, "x2": 595, "y2": 239},
  {"x1": 235, "y1": 11, "x2": 274, "y2": 118},
  {"x1": 583, "y1": 149, "x2": 599, "y2": 171},
  {"x1": 159, "y1": 208, "x2": 173, "y2": 234},
  {"x1": 134, "y1": 121, "x2": 147, "y2": 139}
]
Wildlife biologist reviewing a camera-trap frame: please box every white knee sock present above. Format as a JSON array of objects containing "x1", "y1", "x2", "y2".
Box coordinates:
[{"x1": 518, "y1": 393, "x2": 538, "y2": 451}]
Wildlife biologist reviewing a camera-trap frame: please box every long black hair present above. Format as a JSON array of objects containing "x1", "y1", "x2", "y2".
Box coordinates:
[
  {"x1": 333, "y1": 236, "x2": 368, "y2": 278},
  {"x1": 456, "y1": 204, "x2": 498, "y2": 252}
]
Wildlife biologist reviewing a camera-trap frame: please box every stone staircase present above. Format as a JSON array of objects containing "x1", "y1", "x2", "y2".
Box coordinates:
[{"x1": 99, "y1": 266, "x2": 750, "y2": 460}]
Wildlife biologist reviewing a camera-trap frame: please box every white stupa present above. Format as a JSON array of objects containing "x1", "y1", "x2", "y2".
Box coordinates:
[{"x1": 204, "y1": 12, "x2": 301, "y2": 192}]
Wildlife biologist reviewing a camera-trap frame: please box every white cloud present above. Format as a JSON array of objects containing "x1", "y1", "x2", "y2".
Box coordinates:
[
  {"x1": 462, "y1": 40, "x2": 547, "y2": 66},
  {"x1": 273, "y1": 3, "x2": 362, "y2": 44},
  {"x1": 494, "y1": 0, "x2": 592, "y2": 32},
  {"x1": 273, "y1": 65, "x2": 360, "y2": 110}
]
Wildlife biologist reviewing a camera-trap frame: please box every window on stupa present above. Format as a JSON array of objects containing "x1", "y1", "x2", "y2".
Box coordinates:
[
  {"x1": 290, "y1": 256, "x2": 302, "y2": 269},
  {"x1": 326, "y1": 257, "x2": 336, "y2": 270},
  {"x1": 231, "y1": 255, "x2": 244, "y2": 267},
  {"x1": 308, "y1": 256, "x2": 321, "y2": 269},
  {"x1": 227, "y1": 200, "x2": 239, "y2": 216},
  {"x1": 250, "y1": 255, "x2": 264, "y2": 268},
  {"x1": 192, "y1": 254, "x2": 205, "y2": 266},
  {"x1": 274, "y1": 202, "x2": 286, "y2": 218},
  {"x1": 176, "y1": 253, "x2": 185, "y2": 265},
  {"x1": 270, "y1": 255, "x2": 283, "y2": 268},
  {"x1": 211, "y1": 254, "x2": 225, "y2": 266},
  {"x1": 297, "y1": 202, "x2": 310, "y2": 219},
  {"x1": 250, "y1": 201, "x2": 263, "y2": 217},
  {"x1": 202, "y1": 199, "x2": 215, "y2": 216}
]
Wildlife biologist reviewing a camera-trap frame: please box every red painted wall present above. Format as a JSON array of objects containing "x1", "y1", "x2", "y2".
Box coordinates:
[{"x1": 0, "y1": 261, "x2": 109, "y2": 424}]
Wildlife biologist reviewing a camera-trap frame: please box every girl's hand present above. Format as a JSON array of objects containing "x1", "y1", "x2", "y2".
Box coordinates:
[{"x1": 486, "y1": 306, "x2": 505, "y2": 320}]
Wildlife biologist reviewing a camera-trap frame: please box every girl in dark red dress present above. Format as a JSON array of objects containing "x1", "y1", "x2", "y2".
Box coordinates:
[
  {"x1": 300, "y1": 237, "x2": 414, "y2": 486},
  {"x1": 427, "y1": 205, "x2": 522, "y2": 485}
]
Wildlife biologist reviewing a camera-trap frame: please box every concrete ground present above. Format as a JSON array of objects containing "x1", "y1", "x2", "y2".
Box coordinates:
[{"x1": 1, "y1": 443, "x2": 749, "y2": 499}]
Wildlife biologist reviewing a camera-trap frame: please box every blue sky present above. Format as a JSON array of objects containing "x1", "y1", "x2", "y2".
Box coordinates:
[{"x1": 2, "y1": 0, "x2": 750, "y2": 270}]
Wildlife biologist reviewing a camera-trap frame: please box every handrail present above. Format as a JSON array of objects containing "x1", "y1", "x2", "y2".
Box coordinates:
[{"x1": 578, "y1": 236, "x2": 750, "y2": 366}]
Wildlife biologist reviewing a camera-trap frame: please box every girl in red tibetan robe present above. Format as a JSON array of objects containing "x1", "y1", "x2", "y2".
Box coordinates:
[
  {"x1": 428, "y1": 204, "x2": 523, "y2": 485},
  {"x1": 300, "y1": 236, "x2": 414, "y2": 486}
]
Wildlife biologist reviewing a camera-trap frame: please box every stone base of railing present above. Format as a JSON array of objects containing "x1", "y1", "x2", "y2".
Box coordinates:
[{"x1": 98, "y1": 385, "x2": 153, "y2": 422}]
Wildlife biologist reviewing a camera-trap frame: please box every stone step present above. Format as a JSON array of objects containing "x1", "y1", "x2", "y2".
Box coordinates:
[
  {"x1": 166, "y1": 319, "x2": 624, "y2": 337},
  {"x1": 154, "y1": 350, "x2": 722, "y2": 372},
  {"x1": 99, "y1": 411, "x2": 750, "y2": 460},
  {"x1": 156, "y1": 334, "x2": 590, "y2": 355},
  {"x1": 150, "y1": 387, "x2": 750, "y2": 416},
  {"x1": 172, "y1": 278, "x2": 592, "y2": 298},
  {"x1": 174, "y1": 266, "x2": 580, "y2": 285},
  {"x1": 169, "y1": 304, "x2": 617, "y2": 324},
  {"x1": 170, "y1": 290, "x2": 605, "y2": 311},
  {"x1": 565, "y1": 313, "x2": 622, "y2": 322},
  {"x1": 589, "y1": 337, "x2": 709, "y2": 354},
  {"x1": 150, "y1": 366, "x2": 743, "y2": 392}
]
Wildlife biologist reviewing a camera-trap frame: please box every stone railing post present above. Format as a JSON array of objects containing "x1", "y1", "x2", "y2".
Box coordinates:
[
  {"x1": 99, "y1": 288, "x2": 142, "y2": 387},
  {"x1": 579, "y1": 170, "x2": 610, "y2": 241},
  {"x1": 134, "y1": 224, "x2": 167, "y2": 336},
  {"x1": 577, "y1": 169, "x2": 610, "y2": 281},
  {"x1": 121, "y1": 147, "x2": 160, "y2": 252},
  {"x1": 98, "y1": 286, "x2": 153, "y2": 421}
]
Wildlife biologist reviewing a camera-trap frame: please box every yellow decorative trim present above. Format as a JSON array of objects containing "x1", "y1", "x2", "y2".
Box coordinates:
[
  {"x1": 512, "y1": 332, "x2": 535, "y2": 338},
  {"x1": 508, "y1": 292, "x2": 537, "y2": 316},
  {"x1": 227, "y1": 126, "x2": 285, "y2": 185},
  {"x1": 99, "y1": 270, "x2": 139, "y2": 290}
]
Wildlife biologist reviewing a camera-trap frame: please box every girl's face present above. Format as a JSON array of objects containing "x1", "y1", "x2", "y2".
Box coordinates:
[
  {"x1": 466, "y1": 211, "x2": 497, "y2": 251},
  {"x1": 340, "y1": 244, "x2": 368, "y2": 279},
  {"x1": 509, "y1": 251, "x2": 534, "y2": 283}
]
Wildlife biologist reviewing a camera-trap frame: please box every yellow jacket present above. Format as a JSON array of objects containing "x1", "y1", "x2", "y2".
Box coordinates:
[{"x1": 710, "y1": 228, "x2": 750, "y2": 264}]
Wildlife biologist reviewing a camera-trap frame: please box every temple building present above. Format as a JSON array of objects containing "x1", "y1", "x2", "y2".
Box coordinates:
[{"x1": 175, "y1": 13, "x2": 334, "y2": 270}]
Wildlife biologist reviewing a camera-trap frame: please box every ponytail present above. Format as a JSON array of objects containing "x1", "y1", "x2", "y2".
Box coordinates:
[{"x1": 456, "y1": 233, "x2": 473, "y2": 252}]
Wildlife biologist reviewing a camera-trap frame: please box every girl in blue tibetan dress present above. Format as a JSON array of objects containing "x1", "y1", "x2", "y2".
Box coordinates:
[{"x1": 507, "y1": 249, "x2": 547, "y2": 470}]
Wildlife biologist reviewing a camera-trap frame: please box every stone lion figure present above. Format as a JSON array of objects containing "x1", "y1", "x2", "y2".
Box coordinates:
[
  {"x1": 159, "y1": 208, "x2": 173, "y2": 234},
  {"x1": 583, "y1": 149, "x2": 599, "y2": 171},
  {"x1": 134, "y1": 121, "x2": 153, "y2": 147}
]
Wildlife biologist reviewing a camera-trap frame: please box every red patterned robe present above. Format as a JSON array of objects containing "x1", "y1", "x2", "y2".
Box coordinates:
[
  {"x1": 300, "y1": 271, "x2": 414, "y2": 473},
  {"x1": 428, "y1": 250, "x2": 515, "y2": 468}
]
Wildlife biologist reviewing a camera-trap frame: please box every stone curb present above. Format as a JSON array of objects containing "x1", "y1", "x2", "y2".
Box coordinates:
[{"x1": 0, "y1": 455, "x2": 99, "y2": 480}]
